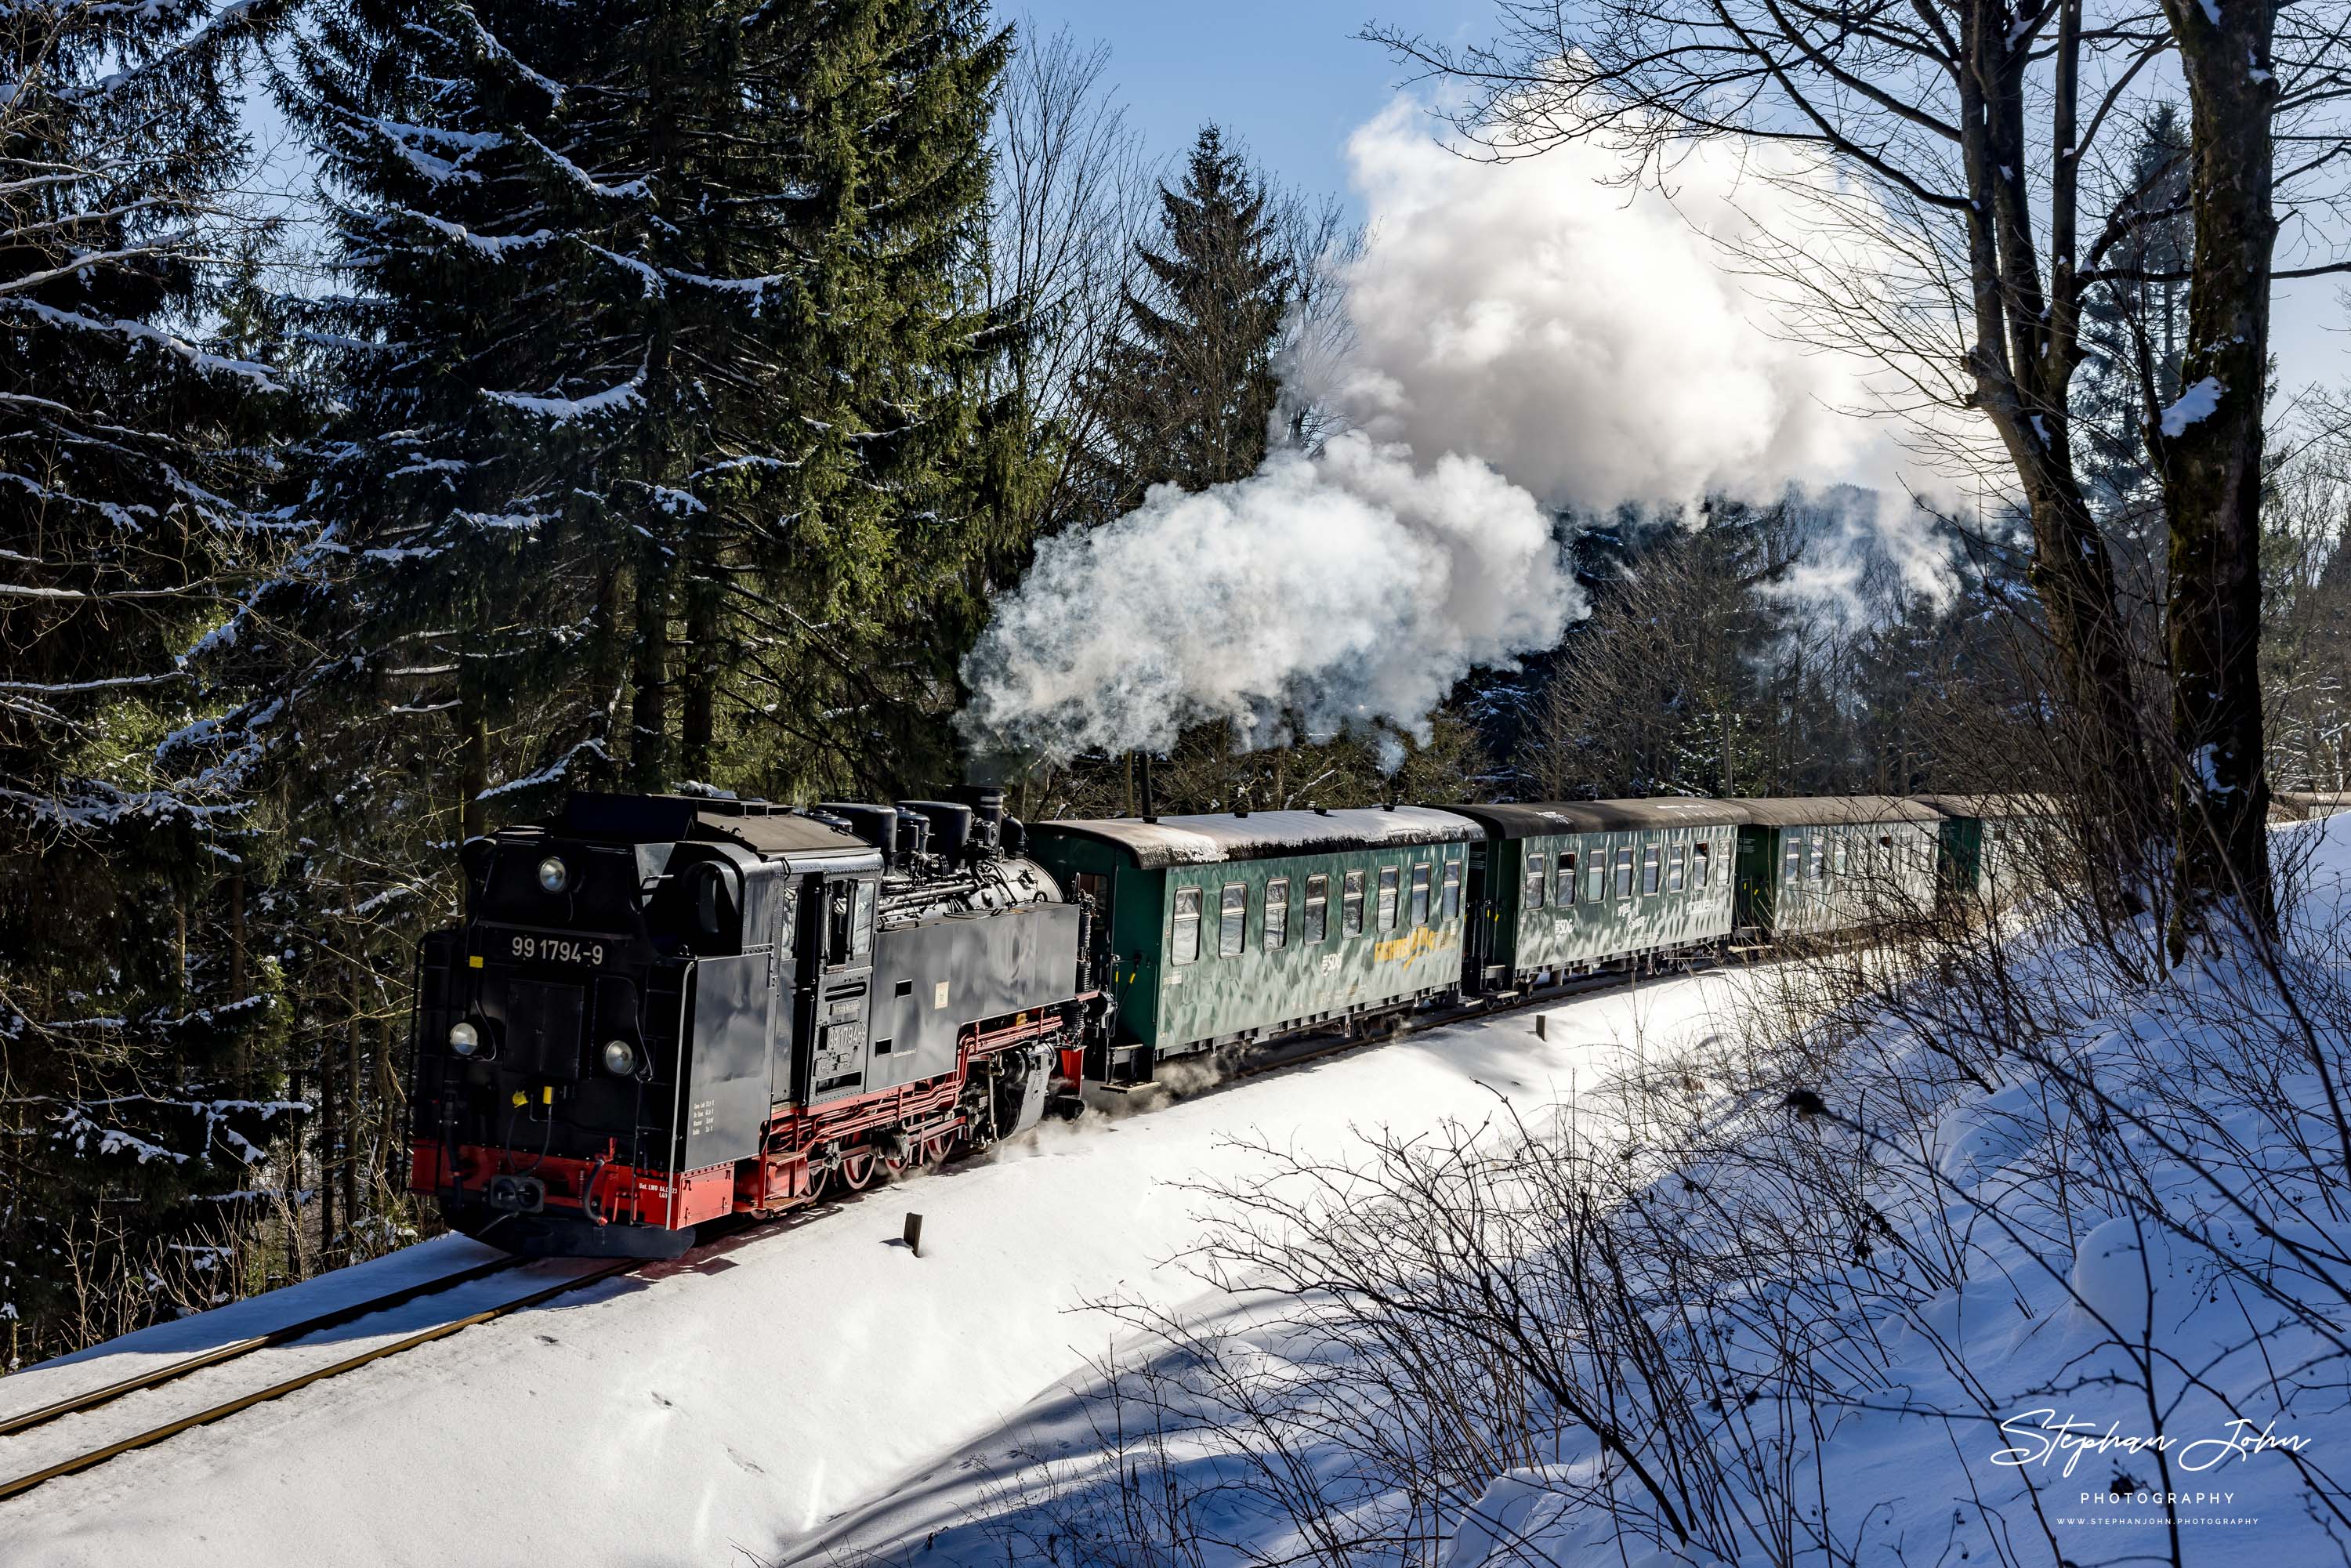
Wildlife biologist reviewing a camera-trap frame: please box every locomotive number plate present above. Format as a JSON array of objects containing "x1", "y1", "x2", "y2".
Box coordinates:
[{"x1": 488, "y1": 929, "x2": 613, "y2": 968}]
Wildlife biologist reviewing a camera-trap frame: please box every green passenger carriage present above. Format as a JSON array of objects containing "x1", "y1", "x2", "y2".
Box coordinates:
[
  {"x1": 1444, "y1": 799, "x2": 1748, "y2": 990},
  {"x1": 1023, "y1": 808, "x2": 1479, "y2": 1081},
  {"x1": 1730, "y1": 797, "x2": 1943, "y2": 940}
]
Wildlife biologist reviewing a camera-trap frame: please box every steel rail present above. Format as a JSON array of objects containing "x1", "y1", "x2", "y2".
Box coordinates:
[
  {"x1": 0, "y1": 1259, "x2": 633, "y2": 1503},
  {"x1": 0, "y1": 1255, "x2": 526, "y2": 1440}
]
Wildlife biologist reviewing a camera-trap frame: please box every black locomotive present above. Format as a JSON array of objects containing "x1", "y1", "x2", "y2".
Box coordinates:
[{"x1": 411, "y1": 788, "x2": 1093, "y2": 1257}]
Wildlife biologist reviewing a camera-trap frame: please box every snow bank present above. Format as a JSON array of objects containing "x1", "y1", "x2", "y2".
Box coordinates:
[
  {"x1": 810, "y1": 816, "x2": 2351, "y2": 1567},
  {"x1": 0, "y1": 975, "x2": 1738, "y2": 1566}
]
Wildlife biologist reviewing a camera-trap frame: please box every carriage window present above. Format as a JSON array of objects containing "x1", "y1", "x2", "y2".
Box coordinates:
[
  {"x1": 1693, "y1": 842, "x2": 1710, "y2": 889},
  {"x1": 1410, "y1": 863, "x2": 1431, "y2": 925},
  {"x1": 1441, "y1": 860, "x2": 1462, "y2": 921},
  {"x1": 1806, "y1": 835, "x2": 1825, "y2": 881},
  {"x1": 1172, "y1": 887, "x2": 1201, "y2": 964},
  {"x1": 1342, "y1": 871, "x2": 1365, "y2": 936},
  {"x1": 1264, "y1": 878, "x2": 1289, "y2": 951},
  {"x1": 1523, "y1": 852, "x2": 1546, "y2": 910},
  {"x1": 1556, "y1": 852, "x2": 1577, "y2": 907},
  {"x1": 1219, "y1": 882, "x2": 1248, "y2": 958},
  {"x1": 1304, "y1": 875, "x2": 1330, "y2": 942},
  {"x1": 1833, "y1": 837, "x2": 1849, "y2": 876},
  {"x1": 1641, "y1": 846, "x2": 1661, "y2": 895},
  {"x1": 1376, "y1": 866, "x2": 1400, "y2": 931},
  {"x1": 1614, "y1": 846, "x2": 1635, "y2": 899},
  {"x1": 1585, "y1": 856, "x2": 1606, "y2": 904},
  {"x1": 1783, "y1": 838, "x2": 1802, "y2": 882},
  {"x1": 1878, "y1": 833, "x2": 1895, "y2": 870},
  {"x1": 1667, "y1": 845, "x2": 1686, "y2": 893}
]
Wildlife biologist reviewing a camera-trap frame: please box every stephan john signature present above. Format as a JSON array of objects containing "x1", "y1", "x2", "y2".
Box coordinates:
[{"x1": 1990, "y1": 1409, "x2": 2312, "y2": 1478}]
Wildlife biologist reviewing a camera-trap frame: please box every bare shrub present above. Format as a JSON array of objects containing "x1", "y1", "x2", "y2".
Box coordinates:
[{"x1": 897, "y1": 830, "x2": 2351, "y2": 1567}]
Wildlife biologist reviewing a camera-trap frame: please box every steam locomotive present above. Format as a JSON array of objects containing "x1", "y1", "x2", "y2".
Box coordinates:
[{"x1": 410, "y1": 787, "x2": 2040, "y2": 1256}]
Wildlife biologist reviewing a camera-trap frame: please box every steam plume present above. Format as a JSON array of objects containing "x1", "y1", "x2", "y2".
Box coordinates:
[
  {"x1": 960, "y1": 99, "x2": 1911, "y2": 767},
  {"x1": 960, "y1": 435, "x2": 1573, "y2": 764}
]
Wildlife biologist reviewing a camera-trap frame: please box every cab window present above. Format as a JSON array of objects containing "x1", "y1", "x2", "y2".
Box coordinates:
[
  {"x1": 1219, "y1": 882, "x2": 1248, "y2": 958},
  {"x1": 1172, "y1": 887, "x2": 1201, "y2": 964}
]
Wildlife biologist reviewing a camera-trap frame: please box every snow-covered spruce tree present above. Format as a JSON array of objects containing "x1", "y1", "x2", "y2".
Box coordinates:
[
  {"x1": 252, "y1": 0, "x2": 1008, "y2": 1261},
  {"x1": 0, "y1": 0, "x2": 301, "y2": 1360},
  {"x1": 282, "y1": 0, "x2": 1009, "y2": 830}
]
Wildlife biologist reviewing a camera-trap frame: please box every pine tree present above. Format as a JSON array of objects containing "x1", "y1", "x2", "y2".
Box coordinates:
[
  {"x1": 1092, "y1": 126, "x2": 1294, "y2": 506},
  {"x1": 281, "y1": 0, "x2": 1009, "y2": 824},
  {"x1": 248, "y1": 0, "x2": 1007, "y2": 1266},
  {"x1": 0, "y1": 0, "x2": 299, "y2": 1360}
]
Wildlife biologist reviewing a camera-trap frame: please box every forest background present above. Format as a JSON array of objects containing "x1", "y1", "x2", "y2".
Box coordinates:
[{"x1": 6, "y1": 0, "x2": 2351, "y2": 1366}]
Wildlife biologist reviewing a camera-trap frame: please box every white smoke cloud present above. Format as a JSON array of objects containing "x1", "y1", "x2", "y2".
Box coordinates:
[
  {"x1": 959, "y1": 434, "x2": 1574, "y2": 762},
  {"x1": 959, "y1": 98, "x2": 1922, "y2": 767},
  {"x1": 1311, "y1": 101, "x2": 1902, "y2": 512}
]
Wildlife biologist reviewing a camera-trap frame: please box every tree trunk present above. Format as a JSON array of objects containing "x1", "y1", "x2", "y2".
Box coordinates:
[
  {"x1": 679, "y1": 557, "x2": 719, "y2": 784},
  {"x1": 629, "y1": 540, "x2": 672, "y2": 791},
  {"x1": 2022, "y1": 471, "x2": 2161, "y2": 846},
  {"x1": 2157, "y1": 0, "x2": 2278, "y2": 952},
  {"x1": 345, "y1": 967, "x2": 364, "y2": 1259}
]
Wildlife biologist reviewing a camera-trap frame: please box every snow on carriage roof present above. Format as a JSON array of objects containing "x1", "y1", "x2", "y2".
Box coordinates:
[
  {"x1": 1731, "y1": 795, "x2": 1943, "y2": 827},
  {"x1": 1444, "y1": 798, "x2": 1754, "y2": 835},
  {"x1": 1909, "y1": 792, "x2": 2066, "y2": 821},
  {"x1": 1027, "y1": 806, "x2": 1480, "y2": 869}
]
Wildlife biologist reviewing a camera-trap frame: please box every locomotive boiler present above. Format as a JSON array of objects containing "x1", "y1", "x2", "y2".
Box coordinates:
[{"x1": 409, "y1": 789, "x2": 1094, "y2": 1257}]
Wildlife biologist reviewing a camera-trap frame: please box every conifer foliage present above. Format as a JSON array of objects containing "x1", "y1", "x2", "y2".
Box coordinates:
[
  {"x1": 1, "y1": 0, "x2": 299, "y2": 1357},
  {"x1": 1092, "y1": 126, "x2": 1293, "y2": 505},
  {"x1": 283, "y1": 0, "x2": 1010, "y2": 827}
]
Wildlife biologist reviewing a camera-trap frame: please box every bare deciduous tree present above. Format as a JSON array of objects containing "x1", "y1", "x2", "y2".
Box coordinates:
[{"x1": 1367, "y1": 0, "x2": 2351, "y2": 947}]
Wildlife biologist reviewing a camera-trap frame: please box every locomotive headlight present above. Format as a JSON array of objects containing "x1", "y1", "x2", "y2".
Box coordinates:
[
  {"x1": 537, "y1": 856, "x2": 571, "y2": 894},
  {"x1": 448, "y1": 1020, "x2": 480, "y2": 1057},
  {"x1": 602, "y1": 1038, "x2": 637, "y2": 1077}
]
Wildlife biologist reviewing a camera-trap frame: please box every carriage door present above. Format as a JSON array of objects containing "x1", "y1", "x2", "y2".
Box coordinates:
[
  {"x1": 1462, "y1": 842, "x2": 1495, "y2": 990},
  {"x1": 806, "y1": 875, "x2": 877, "y2": 1104}
]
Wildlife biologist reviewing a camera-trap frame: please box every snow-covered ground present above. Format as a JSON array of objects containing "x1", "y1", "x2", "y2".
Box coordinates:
[
  {"x1": 0, "y1": 963, "x2": 1740, "y2": 1566},
  {"x1": 807, "y1": 816, "x2": 2351, "y2": 1568}
]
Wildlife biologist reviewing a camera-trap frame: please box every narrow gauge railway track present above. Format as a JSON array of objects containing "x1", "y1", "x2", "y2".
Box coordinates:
[
  {"x1": 0, "y1": 1258, "x2": 631, "y2": 1503},
  {"x1": 0, "y1": 1255, "x2": 528, "y2": 1442},
  {"x1": 0, "y1": 954, "x2": 1715, "y2": 1507}
]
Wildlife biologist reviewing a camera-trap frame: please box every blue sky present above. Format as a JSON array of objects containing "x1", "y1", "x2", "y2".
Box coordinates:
[
  {"x1": 1003, "y1": 3, "x2": 1488, "y2": 212},
  {"x1": 1015, "y1": 2, "x2": 2345, "y2": 401}
]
